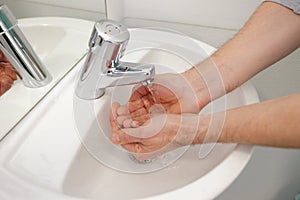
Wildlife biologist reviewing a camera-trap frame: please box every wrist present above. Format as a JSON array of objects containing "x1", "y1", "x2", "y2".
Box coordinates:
[
  {"x1": 192, "y1": 114, "x2": 210, "y2": 144},
  {"x1": 182, "y1": 58, "x2": 228, "y2": 111},
  {"x1": 192, "y1": 113, "x2": 230, "y2": 145},
  {"x1": 181, "y1": 67, "x2": 210, "y2": 111}
]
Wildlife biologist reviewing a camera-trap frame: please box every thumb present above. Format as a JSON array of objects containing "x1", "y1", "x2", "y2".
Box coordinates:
[{"x1": 110, "y1": 102, "x2": 121, "y2": 132}]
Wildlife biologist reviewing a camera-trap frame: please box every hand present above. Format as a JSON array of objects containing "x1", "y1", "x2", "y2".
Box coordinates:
[
  {"x1": 110, "y1": 102, "x2": 202, "y2": 160},
  {"x1": 0, "y1": 51, "x2": 18, "y2": 96},
  {"x1": 121, "y1": 72, "x2": 208, "y2": 127}
]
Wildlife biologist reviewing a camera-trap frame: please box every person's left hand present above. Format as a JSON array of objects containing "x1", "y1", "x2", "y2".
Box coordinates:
[{"x1": 110, "y1": 102, "x2": 201, "y2": 160}]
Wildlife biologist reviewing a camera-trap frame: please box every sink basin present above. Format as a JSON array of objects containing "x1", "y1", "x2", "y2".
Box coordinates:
[
  {"x1": 0, "y1": 17, "x2": 93, "y2": 140},
  {"x1": 0, "y1": 28, "x2": 259, "y2": 199}
]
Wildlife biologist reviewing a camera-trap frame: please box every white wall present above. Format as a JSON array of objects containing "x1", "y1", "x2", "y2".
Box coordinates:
[
  {"x1": 1, "y1": 0, "x2": 106, "y2": 21},
  {"x1": 20, "y1": 0, "x2": 105, "y2": 12},
  {"x1": 108, "y1": 0, "x2": 263, "y2": 30},
  {"x1": 107, "y1": 0, "x2": 263, "y2": 47}
]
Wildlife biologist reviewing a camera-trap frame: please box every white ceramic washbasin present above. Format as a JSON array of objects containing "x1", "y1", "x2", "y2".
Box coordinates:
[
  {"x1": 0, "y1": 27, "x2": 259, "y2": 200},
  {"x1": 0, "y1": 17, "x2": 94, "y2": 139}
]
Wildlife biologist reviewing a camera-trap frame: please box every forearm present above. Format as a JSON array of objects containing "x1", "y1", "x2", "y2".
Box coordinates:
[
  {"x1": 212, "y1": 1, "x2": 300, "y2": 92},
  {"x1": 183, "y1": 2, "x2": 300, "y2": 106},
  {"x1": 195, "y1": 93, "x2": 300, "y2": 148}
]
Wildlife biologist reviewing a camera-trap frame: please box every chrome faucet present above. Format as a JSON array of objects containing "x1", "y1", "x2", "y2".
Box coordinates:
[
  {"x1": 0, "y1": 5, "x2": 52, "y2": 87},
  {"x1": 75, "y1": 19, "x2": 155, "y2": 100}
]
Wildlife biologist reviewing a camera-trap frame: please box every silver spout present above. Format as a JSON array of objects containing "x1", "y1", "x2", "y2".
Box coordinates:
[
  {"x1": 76, "y1": 19, "x2": 155, "y2": 100},
  {"x1": 0, "y1": 5, "x2": 52, "y2": 87}
]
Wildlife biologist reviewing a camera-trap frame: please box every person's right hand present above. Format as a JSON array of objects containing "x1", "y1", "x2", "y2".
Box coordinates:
[
  {"x1": 117, "y1": 72, "x2": 209, "y2": 127},
  {"x1": 0, "y1": 51, "x2": 18, "y2": 96}
]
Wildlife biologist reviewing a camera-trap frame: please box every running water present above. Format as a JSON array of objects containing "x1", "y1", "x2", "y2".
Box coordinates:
[
  {"x1": 142, "y1": 78, "x2": 156, "y2": 99},
  {"x1": 127, "y1": 81, "x2": 159, "y2": 164},
  {"x1": 145, "y1": 83, "x2": 159, "y2": 104}
]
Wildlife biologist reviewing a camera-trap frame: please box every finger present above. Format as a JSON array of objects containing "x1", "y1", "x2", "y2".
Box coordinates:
[
  {"x1": 128, "y1": 98, "x2": 145, "y2": 113},
  {"x1": 116, "y1": 115, "x2": 129, "y2": 127},
  {"x1": 130, "y1": 108, "x2": 150, "y2": 125},
  {"x1": 130, "y1": 107, "x2": 149, "y2": 118},
  {"x1": 121, "y1": 143, "x2": 143, "y2": 154},
  {"x1": 122, "y1": 118, "x2": 141, "y2": 128},
  {"x1": 130, "y1": 120, "x2": 140, "y2": 128},
  {"x1": 129, "y1": 89, "x2": 157, "y2": 113},
  {"x1": 129, "y1": 85, "x2": 149, "y2": 102},
  {"x1": 130, "y1": 114, "x2": 150, "y2": 126},
  {"x1": 110, "y1": 102, "x2": 120, "y2": 132},
  {"x1": 122, "y1": 118, "x2": 134, "y2": 128},
  {"x1": 111, "y1": 131, "x2": 142, "y2": 144},
  {"x1": 142, "y1": 94, "x2": 156, "y2": 111},
  {"x1": 116, "y1": 104, "x2": 129, "y2": 116},
  {"x1": 120, "y1": 143, "x2": 136, "y2": 153},
  {"x1": 149, "y1": 104, "x2": 166, "y2": 115},
  {"x1": 111, "y1": 102, "x2": 120, "y2": 117}
]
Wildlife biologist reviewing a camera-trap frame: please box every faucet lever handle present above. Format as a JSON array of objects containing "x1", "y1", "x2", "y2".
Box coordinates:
[{"x1": 105, "y1": 62, "x2": 155, "y2": 86}]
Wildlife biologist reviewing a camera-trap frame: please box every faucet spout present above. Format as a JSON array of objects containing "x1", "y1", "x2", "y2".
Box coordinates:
[
  {"x1": 75, "y1": 20, "x2": 155, "y2": 100},
  {"x1": 0, "y1": 5, "x2": 52, "y2": 87}
]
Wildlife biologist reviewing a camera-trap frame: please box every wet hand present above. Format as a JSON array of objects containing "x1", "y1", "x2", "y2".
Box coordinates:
[
  {"x1": 0, "y1": 51, "x2": 18, "y2": 96},
  {"x1": 126, "y1": 73, "x2": 201, "y2": 126},
  {"x1": 110, "y1": 102, "x2": 200, "y2": 160}
]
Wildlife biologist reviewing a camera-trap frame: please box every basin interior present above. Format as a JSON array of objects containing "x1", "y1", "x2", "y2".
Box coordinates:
[{"x1": 0, "y1": 29, "x2": 257, "y2": 200}]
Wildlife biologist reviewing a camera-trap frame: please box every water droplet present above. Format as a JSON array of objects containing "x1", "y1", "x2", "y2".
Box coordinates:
[{"x1": 145, "y1": 84, "x2": 158, "y2": 104}]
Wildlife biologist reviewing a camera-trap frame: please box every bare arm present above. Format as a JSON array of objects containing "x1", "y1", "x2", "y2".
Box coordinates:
[
  {"x1": 111, "y1": 92, "x2": 300, "y2": 154},
  {"x1": 191, "y1": 2, "x2": 300, "y2": 148},
  {"x1": 184, "y1": 2, "x2": 300, "y2": 103},
  {"x1": 194, "y1": 92, "x2": 300, "y2": 148}
]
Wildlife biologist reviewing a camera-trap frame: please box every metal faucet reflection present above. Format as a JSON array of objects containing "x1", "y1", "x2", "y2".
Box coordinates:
[
  {"x1": 0, "y1": 5, "x2": 52, "y2": 88},
  {"x1": 75, "y1": 19, "x2": 155, "y2": 100}
]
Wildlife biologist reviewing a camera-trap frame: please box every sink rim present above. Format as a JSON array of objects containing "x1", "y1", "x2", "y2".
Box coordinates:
[{"x1": 0, "y1": 25, "x2": 259, "y2": 200}]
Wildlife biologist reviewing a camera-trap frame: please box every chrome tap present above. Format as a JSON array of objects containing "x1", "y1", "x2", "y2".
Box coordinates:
[
  {"x1": 0, "y1": 5, "x2": 52, "y2": 87},
  {"x1": 76, "y1": 19, "x2": 155, "y2": 100}
]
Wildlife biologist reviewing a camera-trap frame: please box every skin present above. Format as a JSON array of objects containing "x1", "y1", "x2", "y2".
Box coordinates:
[
  {"x1": 0, "y1": 50, "x2": 18, "y2": 96},
  {"x1": 110, "y1": 2, "x2": 300, "y2": 158}
]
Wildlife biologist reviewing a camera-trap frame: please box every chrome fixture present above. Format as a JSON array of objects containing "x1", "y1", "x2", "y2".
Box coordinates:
[
  {"x1": 0, "y1": 4, "x2": 52, "y2": 87},
  {"x1": 75, "y1": 19, "x2": 155, "y2": 100}
]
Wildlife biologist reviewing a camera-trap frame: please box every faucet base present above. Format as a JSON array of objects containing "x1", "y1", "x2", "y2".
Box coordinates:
[{"x1": 75, "y1": 88, "x2": 105, "y2": 100}]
